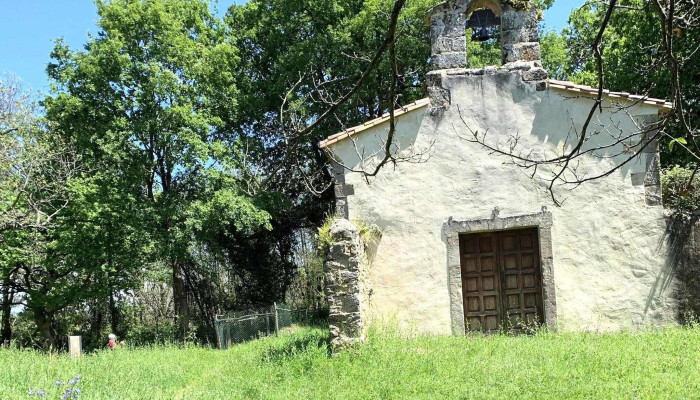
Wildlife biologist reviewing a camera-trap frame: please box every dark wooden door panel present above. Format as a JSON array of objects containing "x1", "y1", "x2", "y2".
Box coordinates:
[
  {"x1": 459, "y1": 228, "x2": 544, "y2": 333},
  {"x1": 498, "y1": 228, "x2": 543, "y2": 331},
  {"x1": 459, "y1": 232, "x2": 502, "y2": 333}
]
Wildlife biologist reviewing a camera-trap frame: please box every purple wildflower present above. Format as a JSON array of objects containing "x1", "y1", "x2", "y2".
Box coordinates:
[
  {"x1": 55, "y1": 380, "x2": 62, "y2": 386},
  {"x1": 27, "y1": 390, "x2": 34, "y2": 396},
  {"x1": 36, "y1": 390, "x2": 45, "y2": 397}
]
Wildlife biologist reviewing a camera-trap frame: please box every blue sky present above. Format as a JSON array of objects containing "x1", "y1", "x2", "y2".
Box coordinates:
[{"x1": 0, "y1": 0, "x2": 585, "y2": 94}]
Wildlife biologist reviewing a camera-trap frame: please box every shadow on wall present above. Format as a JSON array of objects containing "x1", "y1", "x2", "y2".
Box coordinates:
[
  {"x1": 367, "y1": 110, "x2": 427, "y2": 171},
  {"x1": 530, "y1": 90, "x2": 649, "y2": 180},
  {"x1": 661, "y1": 214, "x2": 700, "y2": 323}
]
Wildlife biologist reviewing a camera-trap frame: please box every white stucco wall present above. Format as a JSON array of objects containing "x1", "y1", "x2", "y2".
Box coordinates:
[{"x1": 328, "y1": 71, "x2": 676, "y2": 334}]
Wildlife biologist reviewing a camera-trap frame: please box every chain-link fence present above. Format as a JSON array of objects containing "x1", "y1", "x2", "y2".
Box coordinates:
[{"x1": 214, "y1": 303, "x2": 315, "y2": 349}]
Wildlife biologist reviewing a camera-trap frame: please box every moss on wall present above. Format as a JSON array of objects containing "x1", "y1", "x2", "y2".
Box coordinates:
[{"x1": 502, "y1": 0, "x2": 531, "y2": 11}]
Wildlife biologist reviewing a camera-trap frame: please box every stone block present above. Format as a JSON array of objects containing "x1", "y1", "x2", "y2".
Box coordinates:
[
  {"x1": 647, "y1": 152, "x2": 661, "y2": 172},
  {"x1": 501, "y1": 26, "x2": 539, "y2": 45},
  {"x1": 432, "y1": 53, "x2": 467, "y2": 70},
  {"x1": 522, "y1": 67, "x2": 548, "y2": 81},
  {"x1": 642, "y1": 138, "x2": 660, "y2": 153},
  {"x1": 631, "y1": 172, "x2": 645, "y2": 187},
  {"x1": 645, "y1": 171, "x2": 661, "y2": 186},
  {"x1": 463, "y1": 68, "x2": 485, "y2": 76},
  {"x1": 502, "y1": 42, "x2": 541, "y2": 64},
  {"x1": 501, "y1": 6, "x2": 538, "y2": 30},
  {"x1": 645, "y1": 184, "x2": 663, "y2": 206},
  {"x1": 428, "y1": 83, "x2": 451, "y2": 110},
  {"x1": 503, "y1": 61, "x2": 532, "y2": 71},
  {"x1": 432, "y1": 36, "x2": 466, "y2": 54},
  {"x1": 335, "y1": 198, "x2": 348, "y2": 219},
  {"x1": 334, "y1": 184, "x2": 354, "y2": 197}
]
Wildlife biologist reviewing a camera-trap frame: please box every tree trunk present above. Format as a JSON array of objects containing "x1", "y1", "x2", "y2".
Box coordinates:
[
  {"x1": 34, "y1": 309, "x2": 55, "y2": 350},
  {"x1": 109, "y1": 289, "x2": 120, "y2": 336},
  {"x1": 1, "y1": 277, "x2": 12, "y2": 346},
  {"x1": 93, "y1": 305, "x2": 104, "y2": 340},
  {"x1": 173, "y1": 260, "x2": 189, "y2": 338}
]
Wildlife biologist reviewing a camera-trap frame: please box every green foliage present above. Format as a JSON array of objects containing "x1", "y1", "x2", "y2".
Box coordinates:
[
  {"x1": 467, "y1": 32, "x2": 502, "y2": 68},
  {"x1": 661, "y1": 166, "x2": 700, "y2": 212},
  {"x1": 503, "y1": 0, "x2": 534, "y2": 11},
  {"x1": 40, "y1": 0, "x2": 279, "y2": 345},
  {"x1": 3, "y1": 326, "x2": 700, "y2": 398},
  {"x1": 353, "y1": 218, "x2": 382, "y2": 248},
  {"x1": 285, "y1": 236, "x2": 327, "y2": 310},
  {"x1": 668, "y1": 137, "x2": 687, "y2": 152},
  {"x1": 316, "y1": 216, "x2": 337, "y2": 256},
  {"x1": 539, "y1": 29, "x2": 568, "y2": 79},
  {"x1": 504, "y1": 0, "x2": 554, "y2": 18},
  {"x1": 316, "y1": 216, "x2": 381, "y2": 255}
]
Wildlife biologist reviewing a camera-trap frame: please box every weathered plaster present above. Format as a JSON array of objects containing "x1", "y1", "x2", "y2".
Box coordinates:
[
  {"x1": 444, "y1": 209, "x2": 556, "y2": 334},
  {"x1": 326, "y1": 72, "x2": 675, "y2": 334}
]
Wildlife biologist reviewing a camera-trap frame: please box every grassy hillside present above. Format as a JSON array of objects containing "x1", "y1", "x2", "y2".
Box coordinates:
[{"x1": 2, "y1": 326, "x2": 700, "y2": 399}]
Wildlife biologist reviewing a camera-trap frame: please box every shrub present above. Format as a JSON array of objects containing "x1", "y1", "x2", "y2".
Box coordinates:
[
  {"x1": 316, "y1": 216, "x2": 336, "y2": 255},
  {"x1": 661, "y1": 165, "x2": 700, "y2": 212}
]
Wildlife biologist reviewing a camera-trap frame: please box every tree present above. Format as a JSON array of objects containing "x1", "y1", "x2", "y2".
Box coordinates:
[
  {"x1": 0, "y1": 75, "x2": 81, "y2": 348},
  {"x1": 45, "y1": 0, "x2": 270, "y2": 338},
  {"x1": 539, "y1": 29, "x2": 569, "y2": 80},
  {"x1": 563, "y1": 0, "x2": 699, "y2": 167},
  {"x1": 225, "y1": 0, "x2": 438, "y2": 188}
]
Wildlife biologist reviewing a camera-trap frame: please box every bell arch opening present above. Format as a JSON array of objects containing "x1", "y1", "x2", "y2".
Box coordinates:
[
  {"x1": 428, "y1": 0, "x2": 541, "y2": 70},
  {"x1": 465, "y1": 2, "x2": 502, "y2": 68}
]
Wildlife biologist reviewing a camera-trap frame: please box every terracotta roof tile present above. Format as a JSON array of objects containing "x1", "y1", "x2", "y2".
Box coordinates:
[{"x1": 548, "y1": 79, "x2": 673, "y2": 110}]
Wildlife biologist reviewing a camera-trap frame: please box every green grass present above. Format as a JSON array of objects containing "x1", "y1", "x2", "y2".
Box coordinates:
[{"x1": 2, "y1": 325, "x2": 700, "y2": 399}]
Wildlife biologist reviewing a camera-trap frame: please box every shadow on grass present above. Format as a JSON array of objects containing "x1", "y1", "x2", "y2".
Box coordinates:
[{"x1": 262, "y1": 326, "x2": 331, "y2": 362}]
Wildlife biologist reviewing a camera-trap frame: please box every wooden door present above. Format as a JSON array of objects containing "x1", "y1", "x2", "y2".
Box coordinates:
[{"x1": 459, "y1": 228, "x2": 544, "y2": 333}]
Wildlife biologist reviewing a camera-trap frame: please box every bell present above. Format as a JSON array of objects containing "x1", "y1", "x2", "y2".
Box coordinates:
[{"x1": 476, "y1": 27, "x2": 491, "y2": 42}]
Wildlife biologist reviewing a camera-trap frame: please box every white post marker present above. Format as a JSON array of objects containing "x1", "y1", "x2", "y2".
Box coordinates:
[{"x1": 68, "y1": 336, "x2": 82, "y2": 359}]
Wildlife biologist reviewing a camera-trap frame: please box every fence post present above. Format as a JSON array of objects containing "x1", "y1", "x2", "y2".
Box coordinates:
[
  {"x1": 226, "y1": 319, "x2": 231, "y2": 349},
  {"x1": 273, "y1": 302, "x2": 279, "y2": 335},
  {"x1": 214, "y1": 317, "x2": 222, "y2": 350},
  {"x1": 68, "y1": 336, "x2": 82, "y2": 359},
  {"x1": 266, "y1": 313, "x2": 270, "y2": 336}
]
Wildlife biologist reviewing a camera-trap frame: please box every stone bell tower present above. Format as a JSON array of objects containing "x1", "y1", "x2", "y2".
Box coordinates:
[{"x1": 426, "y1": 0, "x2": 549, "y2": 108}]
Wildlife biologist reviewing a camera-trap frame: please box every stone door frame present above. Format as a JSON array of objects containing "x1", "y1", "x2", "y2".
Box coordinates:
[{"x1": 444, "y1": 209, "x2": 557, "y2": 334}]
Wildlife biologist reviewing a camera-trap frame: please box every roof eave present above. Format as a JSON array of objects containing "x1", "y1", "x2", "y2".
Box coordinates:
[{"x1": 319, "y1": 98, "x2": 431, "y2": 149}]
